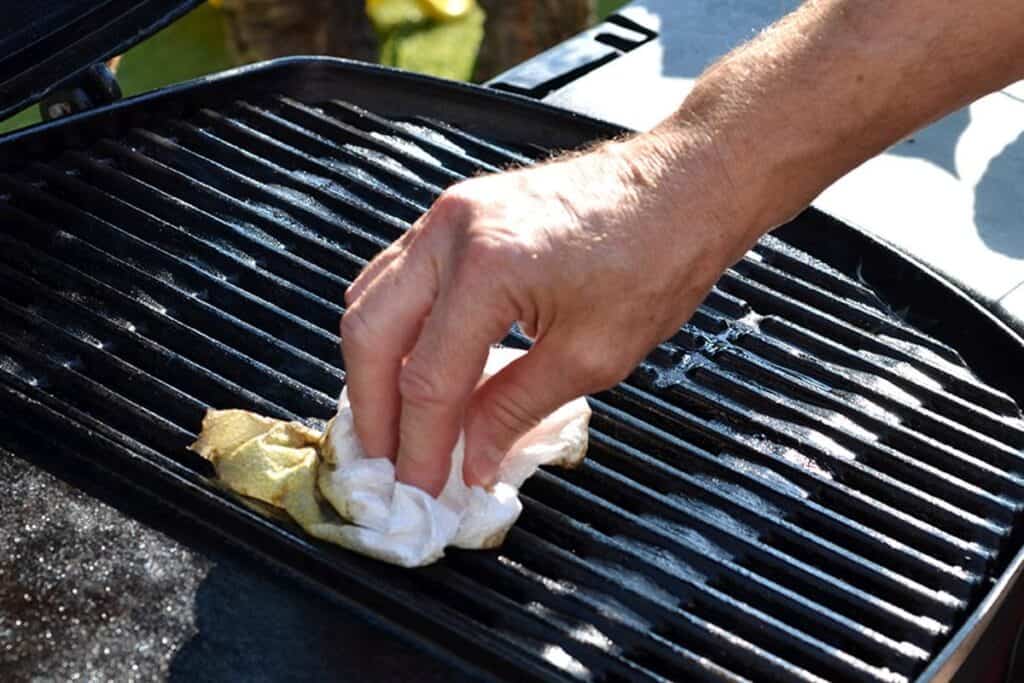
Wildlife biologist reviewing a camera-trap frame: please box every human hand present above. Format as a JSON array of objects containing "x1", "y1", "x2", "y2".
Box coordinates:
[{"x1": 340, "y1": 129, "x2": 762, "y2": 496}]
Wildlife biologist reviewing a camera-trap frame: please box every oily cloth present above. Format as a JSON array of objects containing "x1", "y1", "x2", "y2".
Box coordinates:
[{"x1": 190, "y1": 347, "x2": 591, "y2": 567}]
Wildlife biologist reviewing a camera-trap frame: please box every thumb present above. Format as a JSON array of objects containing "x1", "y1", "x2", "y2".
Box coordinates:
[{"x1": 463, "y1": 342, "x2": 590, "y2": 488}]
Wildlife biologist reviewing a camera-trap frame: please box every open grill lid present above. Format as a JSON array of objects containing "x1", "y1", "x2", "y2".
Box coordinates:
[{"x1": 0, "y1": 0, "x2": 203, "y2": 122}]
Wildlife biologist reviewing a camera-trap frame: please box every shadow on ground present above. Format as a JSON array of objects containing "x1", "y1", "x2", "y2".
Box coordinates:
[
  {"x1": 168, "y1": 558, "x2": 468, "y2": 683},
  {"x1": 974, "y1": 128, "x2": 1024, "y2": 259},
  {"x1": 888, "y1": 107, "x2": 971, "y2": 179}
]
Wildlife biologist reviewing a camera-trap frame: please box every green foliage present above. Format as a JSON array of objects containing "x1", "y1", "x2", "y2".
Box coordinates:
[
  {"x1": 376, "y1": 4, "x2": 486, "y2": 81},
  {"x1": 597, "y1": 0, "x2": 629, "y2": 19}
]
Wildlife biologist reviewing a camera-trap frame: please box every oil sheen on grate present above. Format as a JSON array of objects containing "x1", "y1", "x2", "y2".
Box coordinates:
[{"x1": 2, "y1": 94, "x2": 1024, "y2": 683}]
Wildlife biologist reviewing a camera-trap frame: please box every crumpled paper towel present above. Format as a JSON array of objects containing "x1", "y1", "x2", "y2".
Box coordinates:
[{"x1": 190, "y1": 347, "x2": 591, "y2": 567}]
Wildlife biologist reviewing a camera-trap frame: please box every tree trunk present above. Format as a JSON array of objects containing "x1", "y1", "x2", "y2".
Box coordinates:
[
  {"x1": 220, "y1": 0, "x2": 377, "y2": 64},
  {"x1": 326, "y1": 2, "x2": 379, "y2": 64},
  {"x1": 473, "y1": 0, "x2": 594, "y2": 82}
]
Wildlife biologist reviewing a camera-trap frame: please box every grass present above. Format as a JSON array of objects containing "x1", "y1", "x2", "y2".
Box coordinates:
[
  {"x1": 597, "y1": 0, "x2": 629, "y2": 18},
  {"x1": 0, "y1": 0, "x2": 630, "y2": 135},
  {"x1": 373, "y1": 0, "x2": 486, "y2": 81}
]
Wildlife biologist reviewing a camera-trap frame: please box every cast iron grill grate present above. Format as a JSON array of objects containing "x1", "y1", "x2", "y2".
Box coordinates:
[{"x1": 2, "y1": 92, "x2": 1024, "y2": 682}]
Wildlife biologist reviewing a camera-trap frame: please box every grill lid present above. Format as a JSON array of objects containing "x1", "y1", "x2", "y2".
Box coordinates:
[{"x1": 0, "y1": 0, "x2": 202, "y2": 122}]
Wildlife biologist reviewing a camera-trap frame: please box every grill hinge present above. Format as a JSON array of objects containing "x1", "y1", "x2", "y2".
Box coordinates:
[{"x1": 39, "y1": 62, "x2": 122, "y2": 122}]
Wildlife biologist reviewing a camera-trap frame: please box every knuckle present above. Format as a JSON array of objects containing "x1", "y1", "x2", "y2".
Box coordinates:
[
  {"x1": 461, "y1": 223, "x2": 528, "y2": 276},
  {"x1": 339, "y1": 306, "x2": 374, "y2": 349},
  {"x1": 448, "y1": 233, "x2": 519, "y2": 301},
  {"x1": 572, "y1": 347, "x2": 633, "y2": 391},
  {"x1": 429, "y1": 183, "x2": 477, "y2": 223},
  {"x1": 398, "y1": 361, "x2": 449, "y2": 408},
  {"x1": 481, "y1": 388, "x2": 542, "y2": 446},
  {"x1": 462, "y1": 232, "x2": 507, "y2": 270}
]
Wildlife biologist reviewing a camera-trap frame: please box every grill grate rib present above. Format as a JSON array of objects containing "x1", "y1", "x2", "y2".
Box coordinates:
[{"x1": 3, "y1": 90, "x2": 1024, "y2": 682}]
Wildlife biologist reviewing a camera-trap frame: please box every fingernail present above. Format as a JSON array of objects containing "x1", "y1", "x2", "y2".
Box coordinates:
[
  {"x1": 465, "y1": 447, "x2": 502, "y2": 489},
  {"x1": 397, "y1": 452, "x2": 447, "y2": 498}
]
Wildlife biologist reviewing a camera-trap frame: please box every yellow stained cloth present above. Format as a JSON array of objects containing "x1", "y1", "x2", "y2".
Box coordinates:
[
  {"x1": 190, "y1": 410, "x2": 334, "y2": 531},
  {"x1": 190, "y1": 410, "x2": 392, "y2": 551},
  {"x1": 189, "y1": 347, "x2": 592, "y2": 567}
]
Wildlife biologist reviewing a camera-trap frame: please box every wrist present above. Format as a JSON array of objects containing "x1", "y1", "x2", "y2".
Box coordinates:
[
  {"x1": 670, "y1": 77, "x2": 818, "y2": 237},
  {"x1": 604, "y1": 121, "x2": 772, "y2": 268}
]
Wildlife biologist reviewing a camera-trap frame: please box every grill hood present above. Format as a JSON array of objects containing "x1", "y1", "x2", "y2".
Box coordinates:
[{"x1": 0, "y1": 0, "x2": 202, "y2": 122}]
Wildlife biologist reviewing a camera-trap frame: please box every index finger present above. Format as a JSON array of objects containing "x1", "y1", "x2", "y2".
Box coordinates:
[{"x1": 340, "y1": 250, "x2": 438, "y2": 460}]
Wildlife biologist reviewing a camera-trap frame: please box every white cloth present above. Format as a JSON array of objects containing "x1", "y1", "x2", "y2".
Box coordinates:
[{"x1": 318, "y1": 347, "x2": 591, "y2": 567}]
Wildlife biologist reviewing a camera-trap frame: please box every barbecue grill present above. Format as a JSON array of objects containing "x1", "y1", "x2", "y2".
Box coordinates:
[{"x1": 3, "y1": 3, "x2": 1024, "y2": 682}]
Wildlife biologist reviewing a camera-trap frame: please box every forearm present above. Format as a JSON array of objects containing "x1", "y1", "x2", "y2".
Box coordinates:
[{"x1": 647, "y1": 0, "x2": 1024, "y2": 241}]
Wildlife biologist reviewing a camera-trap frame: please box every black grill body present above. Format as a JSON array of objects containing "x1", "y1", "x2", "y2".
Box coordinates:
[{"x1": 2, "y1": 58, "x2": 1024, "y2": 682}]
